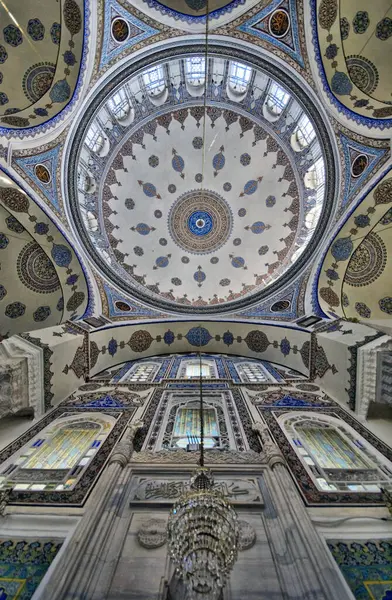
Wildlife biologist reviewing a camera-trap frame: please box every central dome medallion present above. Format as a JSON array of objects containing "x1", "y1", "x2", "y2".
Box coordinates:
[{"x1": 168, "y1": 190, "x2": 233, "y2": 254}]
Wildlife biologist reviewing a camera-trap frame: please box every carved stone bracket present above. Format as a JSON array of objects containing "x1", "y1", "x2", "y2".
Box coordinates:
[
  {"x1": 110, "y1": 419, "x2": 144, "y2": 467},
  {"x1": 356, "y1": 335, "x2": 392, "y2": 421},
  {"x1": 252, "y1": 421, "x2": 285, "y2": 468}
]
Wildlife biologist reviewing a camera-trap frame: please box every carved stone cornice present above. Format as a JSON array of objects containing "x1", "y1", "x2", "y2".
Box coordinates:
[
  {"x1": 356, "y1": 335, "x2": 392, "y2": 421},
  {"x1": 131, "y1": 449, "x2": 264, "y2": 464}
]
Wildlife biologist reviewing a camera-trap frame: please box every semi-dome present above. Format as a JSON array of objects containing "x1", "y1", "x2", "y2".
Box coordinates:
[{"x1": 66, "y1": 44, "x2": 337, "y2": 314}]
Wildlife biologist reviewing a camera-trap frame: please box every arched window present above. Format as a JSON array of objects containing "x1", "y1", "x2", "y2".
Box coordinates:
[
  {"x1": 186, "y1": 56, "x2": 205, "y2": 85},
  {"x1": 142, "y1": 65, "x2": 165, "y2": 96},
  {"x1": 84, "y1": 210, "x2": 98, "y2": 232},
  {"x1": 108, "y1": 88, "x2": 130, "y2": 120},
  {"x1": 186, "y1": 363, "x2": 211, "y2": 378},
  {"x1": 304, "y1": 157, "x2": 325, "y2": 205},
  {"x1": 0, "y1": 414, "x2": 114, "y2": 492},
  {"x1": 236, "y1": 361, "x2": 269, "y2": 383},
  {"x1": 78, "y1": 168, "x2": 95, "y2": 194},
  {"x1": 171, "y1": 403, "x2": 220, "y2": 449},
  {"x1": 266, "y1": 82, "x2": 290, "y2": 115},
  {"x1": 228, "y1": 61, "x2": 251, "y2": 93},
  {"x1": 282, "y1": 413, "x2": 392, "y2": 493},
  {"x1": 294, "y1": 114, "x2": 316, "y2": 149},
  {"x1": 85, "y1": 122, "x2": 105, "y2": 153},
  {"x1": 124, "y1": 362, "x2": 160, "y2": 383}
]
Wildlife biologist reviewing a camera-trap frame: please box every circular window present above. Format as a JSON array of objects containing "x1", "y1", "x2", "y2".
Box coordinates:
[
  {"x1": 271, "y1": 300, "x2": 291, "y2": 312},
  {"x1": 34, "y1": 164, "x2": 51, "y2": 184},
  {"x1": 111, "y1": 18, "x2": 130, "y2": 43},
  {"x1": 115, "y1": 300, "x2": 131, "y2": 311}
]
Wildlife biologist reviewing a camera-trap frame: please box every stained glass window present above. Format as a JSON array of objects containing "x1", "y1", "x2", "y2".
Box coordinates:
[
  {"x1": 284, "y1": 414, "x2": 392, "y2": 493},
  {"x1": 22, "y1": 426, "x2": 98, "y2": 470},
  {"x1": 297, "y1": 427, "x2": 368, "y2": 470},
  {"x1": 0, "y1": 416, "x2": 113, "y2": 493},
  {"x1": 172, "y1": 407, "x2": 219, "y2": 449}
]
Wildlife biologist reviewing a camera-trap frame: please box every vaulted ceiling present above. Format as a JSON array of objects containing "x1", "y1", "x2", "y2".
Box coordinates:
[{"x1": 0, "y1": 0, "x2": 390, "y2": 335}]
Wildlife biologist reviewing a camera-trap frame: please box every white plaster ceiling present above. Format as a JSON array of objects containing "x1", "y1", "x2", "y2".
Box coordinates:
[{"x1": 98, "y1": 108, "x2": 309, "y2": 309}]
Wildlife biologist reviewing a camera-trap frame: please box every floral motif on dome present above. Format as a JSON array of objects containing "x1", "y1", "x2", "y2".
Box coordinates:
[
  {"x1": 355, "y1": 302, "x2": 371, "y2": 318},
  {"x1": 185, "y1": 327, "x2": 212, "y2": 346},
  {"x1": 331, "y1": 237, "x2": 354, "y2": 262},
  {"x1": 50, "y1": 22, "x2": 61, "y2": 45},
  {"x1": 345, "y1": 233, "x2": 387, "y2": 288},
  {"x1": 245, "y1": 330, "x2": 270, "y2": 353},
  {"x1": 0, "y1": 232, "x2": 9, "y2": 249},
  {"x1": 346, "y1": 56, "x2": 379, "y2": 95},
  {"x1": 240, "y1": 153, "x2": 251, "y2": 166},
  {"x1": 51, "y1": 244, "x2": 72, "y2": 267},
  {"x1": 353, "y1": 11, "x2": 370, "y2": 34},
  {"x1": 0, "y1": 45, "x2": 8, "y2": 63},
  {"x1": 125, "y1": 198, "x2": 135, "y2": 210},
  {"x1": 376, "y1": 17, "x2": 392, "y2": 40},
  {"x1": 192, "y1": 137, "x2": 203, "y2": 150},
  {"x1": 0, "y1": 284, "x2": 7, "y2": 301},
  {"x1": 379, "y1": 297, "x2": 392, "y2": 314},
  {"x1": 27, "y1": 19, "x2": 45, "y2": 41},
  {"x1": 168, "y1": 190, "x2": 232, "y2": 254},
  {"x1": 5, "y1": 301, "x2": 25, "y2": 319},
  {"x1": 33, "y1": 306, "x2": 51, "y2": 322},
  {"x1": 3, "y1": 24, "x2": 23, "y2": 47},
  {"x1": 148, "y1": 155, "x2": 159, "y2": 168},
  {"x1": 17, "y1": 242, "x2": 60, "y2": 294},
  {"x1": 49, "y1": 79, "x2": 71, "y2": 103},
  {"x1": 129, "y1": 330, "x2": 153, "y2": 352}
]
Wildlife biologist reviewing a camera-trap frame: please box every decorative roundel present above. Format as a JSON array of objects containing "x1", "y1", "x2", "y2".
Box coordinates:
[
  {"x1": 111, "y1": 18, "x2": 130, "y2": 43},
  {"x1": 271, "y1": 300, "x2": 291, "y2": 312},
  {"x1": 22, "y1": 62, "x2": 56, "y2": 103},
  {"x1": 269, "y1": 9, "x2": 290, "y2": 38},
  {"x1": 17, "y1": 241, "x2": 60, "y2": 294},
  {"x1": 168, "y1": 189, "x2": 233, "y2": 254},
  {"x1": 345, "y1": 232, "x2": 387, "y2": 287},
  {"x1": 238, "y1": 520, "x2": 256, "y2": 551},
  {"x1": 346, "y1": 55, "x2": 379, "y2": 95},
  {"x1": 210, "y1": 257, "x2": 219, "y2": 264},
  {"x1": 351, "y1": 154, "x2": 368, "y2": 178},
  {"x1": 34, "y1": 164, "x2": 51, "y2": 184},
  {"x1": 238, "y1": 208, "x2": 246, "y2": 217},
  {"x1": 188, "y1": 210, "x2": 213, "y2": 236},
  {"x1": 115, "y1": 300, "x2": 131, "y2": 312}
]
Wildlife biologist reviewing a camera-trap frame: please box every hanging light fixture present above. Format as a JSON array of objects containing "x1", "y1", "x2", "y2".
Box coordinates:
[{"x1": 167, "y1": 327, "x2": 239, "y2": 598}]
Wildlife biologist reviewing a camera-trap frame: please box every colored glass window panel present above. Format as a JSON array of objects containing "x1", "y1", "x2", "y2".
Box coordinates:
[
  {"x1": 23, "y1": 427, "x2": 98, "y2": 470},
  {"x1": 173, "y1": 408, "x2": 218, "y2": 438},
  {"x1": 298, "y1": 427, "x2": 368, "y2": 469}
]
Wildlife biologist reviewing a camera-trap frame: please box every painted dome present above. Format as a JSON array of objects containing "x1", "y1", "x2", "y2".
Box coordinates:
[{"x1": 67, "y1": 46, "x2": 336, "y2": 314}]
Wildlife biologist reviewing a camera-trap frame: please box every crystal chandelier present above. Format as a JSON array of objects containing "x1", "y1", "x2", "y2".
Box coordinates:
[{"x1": 167, "y1": 327, "x2": 239, "y2": 598}]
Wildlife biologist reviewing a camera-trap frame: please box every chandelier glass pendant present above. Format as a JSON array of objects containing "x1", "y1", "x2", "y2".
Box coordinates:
[{"x1": 167, "y1": 326, "x2": 239, "y2": 598}]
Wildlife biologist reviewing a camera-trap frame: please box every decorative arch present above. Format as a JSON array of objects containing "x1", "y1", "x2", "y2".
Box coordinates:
[
  {"x1": 0, "y1": 412, "x2": 116, "y2": 493},
  {"x1": 279, "y1": 411, "x2": 392, "y2": 493}
]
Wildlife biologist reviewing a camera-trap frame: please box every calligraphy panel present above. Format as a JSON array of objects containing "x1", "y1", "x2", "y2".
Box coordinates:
[{"x1": 129, "y1": 475, "x2": 264, "y2": 506}]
